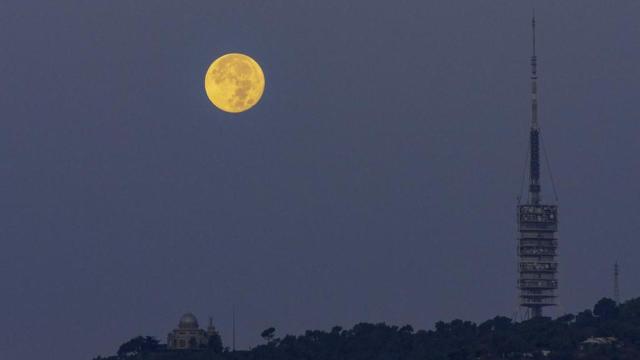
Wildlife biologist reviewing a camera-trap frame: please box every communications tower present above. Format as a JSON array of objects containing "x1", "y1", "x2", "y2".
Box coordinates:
[{"x1": 517, "y1": 14, "x2": 559, "y2": 318}]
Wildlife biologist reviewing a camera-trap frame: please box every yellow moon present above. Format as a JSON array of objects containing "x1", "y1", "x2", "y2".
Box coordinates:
[{"x1": 204, "y1": 53, "x2": 265, "y2": 113}]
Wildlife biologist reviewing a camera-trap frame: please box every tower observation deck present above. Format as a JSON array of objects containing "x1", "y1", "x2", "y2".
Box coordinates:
[{"x1": 517, "y1": 14, "x2": 559, "y2": 318}]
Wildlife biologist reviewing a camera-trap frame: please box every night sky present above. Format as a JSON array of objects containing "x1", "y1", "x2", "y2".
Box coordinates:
[{"x1": 1, "y1": 1, "x2": 639, "y2": 359}]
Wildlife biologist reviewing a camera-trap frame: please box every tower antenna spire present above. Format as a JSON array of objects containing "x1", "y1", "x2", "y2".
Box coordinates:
[{"x1": 532, "y1": 9, "x2": 536, "y2": 57}]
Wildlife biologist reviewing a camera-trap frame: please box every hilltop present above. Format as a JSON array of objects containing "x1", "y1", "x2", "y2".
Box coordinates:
[{"x1": 94, "y1": 296, "x2": 640, "y2": 360}]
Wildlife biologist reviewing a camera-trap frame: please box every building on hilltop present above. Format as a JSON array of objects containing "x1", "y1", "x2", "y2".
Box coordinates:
[{"x1": 167, "y1": 313, "x2": 219, "y2": 350}]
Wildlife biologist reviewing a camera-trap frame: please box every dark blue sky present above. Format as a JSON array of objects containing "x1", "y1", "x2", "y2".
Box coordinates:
[{"x1": 1, "y1": 1, "x2": 639, "y2": 359}]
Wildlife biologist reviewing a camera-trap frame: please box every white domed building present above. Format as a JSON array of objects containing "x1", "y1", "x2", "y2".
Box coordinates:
[{"x1": 167, "y1": 313, "x2": 218, "y2": 350}]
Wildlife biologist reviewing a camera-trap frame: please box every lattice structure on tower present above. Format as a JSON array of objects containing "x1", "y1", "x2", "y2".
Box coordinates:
[{"x1": 517, "y1": 14, "x2": 559, "y2": 318}]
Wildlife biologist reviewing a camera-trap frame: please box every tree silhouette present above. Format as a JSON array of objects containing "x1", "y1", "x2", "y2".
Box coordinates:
[
  {"x1": 261, "y1": 327, "x2": 276, "y2": 343},
  {"x1": 116, "y1": 336, "x2": 159, "y2": 357},
  {"x1": 207, "y1": 330, "x2": 223, "y2": 353},
  {"x1": 99, "y1": 297, "x2": 640, "y2": 360},
  {"x1": 594, "y1": 297, "x2": 619, "y2": 319}
]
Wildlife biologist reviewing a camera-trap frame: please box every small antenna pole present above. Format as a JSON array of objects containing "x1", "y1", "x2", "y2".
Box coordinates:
[
  {"x1": 614, "y1": 262, "x2": 620, "y2": 304},
  {"x1": 232, "y1": 304, "x2": 237, "y2": 352}
]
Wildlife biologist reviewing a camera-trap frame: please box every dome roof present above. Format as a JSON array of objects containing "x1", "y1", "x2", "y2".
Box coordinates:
[{"x1": 178, "y1": 313, "x2": 199, "y2": 329}]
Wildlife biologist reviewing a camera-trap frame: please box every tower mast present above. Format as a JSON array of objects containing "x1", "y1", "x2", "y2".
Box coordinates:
[
  {"x1": 517, "y1": 12, "x2": 559, "y2": 319},
  {"x1": 529, "y1": 13, "x2": 541, "y2": 205}
]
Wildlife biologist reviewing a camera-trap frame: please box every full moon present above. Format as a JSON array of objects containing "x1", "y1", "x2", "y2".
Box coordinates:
[{"x1": 204, "y1": 53, "x2": 265, "y2": 113}]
